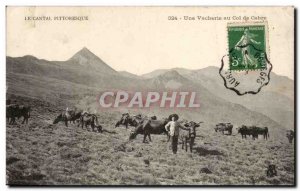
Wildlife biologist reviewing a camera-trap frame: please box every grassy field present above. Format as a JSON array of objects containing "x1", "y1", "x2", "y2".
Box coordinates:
[{"x1": 6, "y1": 96, "x2": 295, "y2": 185}]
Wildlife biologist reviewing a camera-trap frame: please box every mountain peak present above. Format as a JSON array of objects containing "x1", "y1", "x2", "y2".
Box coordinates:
[
  {"x1": 67, "y1": 47, "x2": 117, "y2": 74},
  {"x1": 79, "y1": 47, "x2": 92, "y2": 54},
  {"x1": 70, "y1": 47, "x2": 98, "y2": 60},
  {"x1": 155, "y1": 69, "x2": 189, "y2": 83},
  {"x1": 160, "y1": 70, "x2": 181, "y2": 78},
  {"x1": 149, "y1": 69, "x2": 190, "y2": 90}
]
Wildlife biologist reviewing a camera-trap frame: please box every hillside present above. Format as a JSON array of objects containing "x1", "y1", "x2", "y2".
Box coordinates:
[
  {"x1": 140, "y1": 66, "x2": 294, "y2": 129},
  {"x1": 183, "y1": 66, "x2": 294, "y2": 129},
  {"x1": 141, "y1": 68, "x2": 193, "y2": 79},
  {"x1": 6, "y1": 48, "x2": 294, "y2": 185},
  {"x1": 6, "y1": 49, "x2": 289, "y2": 130},
  {"x1": 6, "y1": 95, "x2": 294, "y2": 185},
  {"x1": 7, "y1": 48, "x2": 146, "y2": 90},
  {"x1": 119, "y1": 71, "x2": 143, "y2": 79}
]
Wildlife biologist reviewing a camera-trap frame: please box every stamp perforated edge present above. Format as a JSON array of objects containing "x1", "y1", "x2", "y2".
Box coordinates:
[{"x1": 226, "y1": 21, "x2": 270, "y2": 72}]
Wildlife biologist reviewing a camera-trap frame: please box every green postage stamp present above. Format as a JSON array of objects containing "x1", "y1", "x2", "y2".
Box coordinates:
[
  {"x1": 220, "y1": 22, "x2": 272, "y2": 95},
  {"x1": 227, "y1": 23, "x2": 268, "y2": 71}
]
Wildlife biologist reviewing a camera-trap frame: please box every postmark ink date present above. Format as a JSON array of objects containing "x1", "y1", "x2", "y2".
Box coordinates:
[{"x1": 224, "y1": 71, "x2": 240, "y2": 88}]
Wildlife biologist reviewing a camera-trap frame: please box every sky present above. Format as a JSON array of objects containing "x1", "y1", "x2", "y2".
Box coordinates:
[{"x1": 6, "y1": 7, "x2": 294, "y2": 79}]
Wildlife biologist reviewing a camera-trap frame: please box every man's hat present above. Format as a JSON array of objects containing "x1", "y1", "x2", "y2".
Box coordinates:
[{"x1": 168, "y1": 114, "x2": 179, "y2": 121}]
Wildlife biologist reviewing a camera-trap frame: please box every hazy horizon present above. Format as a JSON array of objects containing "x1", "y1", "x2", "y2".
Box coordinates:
[
  {"x1": 7, "y1": 7, "x2": 294, "y2": 79},
  {"x1": 6, "y1": 48, "x2": 294, "y2": 80}
]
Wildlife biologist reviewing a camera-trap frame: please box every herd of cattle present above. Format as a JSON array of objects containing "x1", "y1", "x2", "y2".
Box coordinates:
[
  {"x1": 6, "y1": 103, "x2": 31, "y2": 125},
  {"x1": 52, "y1": 109, "x2": 103, "y2": 132},
  {"x1": 116, "y1": 113, "x2": 203, "y2": 152},
  {"x1": 6, "y1": 102, "x2": 295, "y2": 152}
]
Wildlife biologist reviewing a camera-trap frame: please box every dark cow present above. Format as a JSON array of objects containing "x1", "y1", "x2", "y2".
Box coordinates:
[
  {"x1": 115, "y1": 113, "x2": 150, "y2": 129},
  {"x1": 129, "y1": 118, "x2": 169, "y2": 143},
  {"x1": 238, "y1": 125, "x2": 269, "y2": 140},
  {"x1": 53, "y1": 109, "x2": 82, "y2": 127},
  {"x1": 7, "y1": 104, "x2": 31, "y2": 125},
  {"x1": 286, "y1": 130, "x2": 294, "y2": 143},
  {"x1": 251, "y1": 126, "x2": 269, "y2": 140},
  {"x1": 180, "y1": 121, "x2": 202, "y2": 152},
  {"x1": 18, "y1": 106, "x2": 31, "y2": 124},
  {"x1": 115, "y1": 113, "x2": 132, "y2": 129},
  {"x1": 80, "y1": 113, "x2": 102, "y2": 132},
  {"x1": 130, "y1": 115, "x2": 145, "y2": 127},
  {"x1": 237, "y1": 125, "x2": 253, "y2": 139},
  {"x1": 71, "y1": 111, "x2": 82, "y2": 124},
  {"x1": 215, "y1": 123, "x2": 233, "y2": 135},
  {"x1": 7, "y1": 104, "x2": 18, "y2": 124}
]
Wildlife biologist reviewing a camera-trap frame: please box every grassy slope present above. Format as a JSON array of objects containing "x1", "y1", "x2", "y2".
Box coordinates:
[
  {"x1": 6, "y1": 96, "x2": 294, "y2": 185},
  {"x1": 6, "y1": 56, "x2": 294, "y2": 185}
]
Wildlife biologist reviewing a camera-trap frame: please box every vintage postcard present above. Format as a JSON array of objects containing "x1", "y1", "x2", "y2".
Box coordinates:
[{"x1": 6, "y1": 7, "x2": 295, "y2": 186}]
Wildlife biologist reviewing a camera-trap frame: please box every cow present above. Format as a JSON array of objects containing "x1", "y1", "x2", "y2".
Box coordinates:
[
  {"x1": 129, "y1": 118, "x2": 169, "y2": 143},
  {"x1": 238, "y1": 125, "x2": 269, "y2": 140},
  {"x1": 80, "y1": 113, "x2": 102, "y2": 132},
  {"x1": 237, "y1": 125, "x2": 253, "y2": 139},
  {"x1": 7, "y1": 104, "x2": 31, "y2": 125},
  {"x1": 252, "y1": 126, "x2": 269, "y2": 140},
  {"x1": 71, "y1": 111, "x2": 83, "y2": 125},
  {"x1": 7, "y1": 104, "x2": 18, "y2": 124},
  {"x1": 115, "y1": 113, "x2": 151, "y2": 129},
  {"x1": 115, "y1": 113, "x2": 132, "y2": 129},
  {"x1": 286, "y1": 130, "x2": 294, "y2": 143},
  {"x1": 18, "y1": 105, "x2": 31, "y2": 124},
  {"x1": 180, "y1": 121, "x2": 203, "y2": 152},
  {"x1": 53, "y1": 109, "x2": 82, "y2": 127},
  {"x1": 215, "y1": 123, "x2": 233, "y2": 135}
]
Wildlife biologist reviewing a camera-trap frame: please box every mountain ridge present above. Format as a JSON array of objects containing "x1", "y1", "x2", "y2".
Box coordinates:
[
  {"x1": 6, "y1": 48, "x2": 294, "y2": 130},
  {"x1": 66, "y1": 47, "x2": 118, "y2": 74}
]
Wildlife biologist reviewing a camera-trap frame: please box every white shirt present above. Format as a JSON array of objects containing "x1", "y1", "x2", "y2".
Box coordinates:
[{"x1": 165, "y1": 121, "x2": 188, "y2": 136}]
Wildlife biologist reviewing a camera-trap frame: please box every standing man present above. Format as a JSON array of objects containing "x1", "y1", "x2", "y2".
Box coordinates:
[{"x1": 165, "y1": 114, "x2": 189, "y2": 154}]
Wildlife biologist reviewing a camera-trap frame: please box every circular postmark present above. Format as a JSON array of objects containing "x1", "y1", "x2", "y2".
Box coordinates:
[{"x1": 220, "y1": 22, "x2": 272, "y2": 95}]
